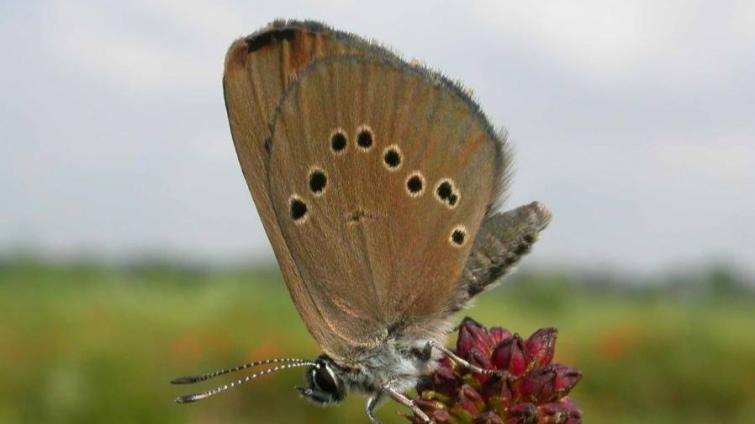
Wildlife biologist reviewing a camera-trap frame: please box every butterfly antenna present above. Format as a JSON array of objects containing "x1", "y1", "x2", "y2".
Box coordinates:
[
  {"x1": 171, "y1": 358, "x2": 313, "y2": 385},
  {"x1": 174, "y1": 361, "x2": 316, "y2": 403}
]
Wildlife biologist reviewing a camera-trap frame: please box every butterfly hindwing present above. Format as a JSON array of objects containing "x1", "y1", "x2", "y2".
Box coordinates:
[
  {"x1": 451, "y1": 202, "x2": 552, "y2": 312},
  {"x1": 267, "y1": 55, "x2": 508, "y2": 358}
]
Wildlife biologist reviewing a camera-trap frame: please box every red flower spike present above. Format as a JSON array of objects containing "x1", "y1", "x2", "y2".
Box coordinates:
[
  {"x1": 524, "y1": 328, "x2": 558, "y2": 368},
  {"x1": 431, "y1": 409, "x2": 452, "y2": 423},
  {"x1": 469, "y1": 347, "x2": 494, "y2": 370},
  {"x1": 552, "y1": 365, "x2": 582, "y2": 396},
  {"x1": 409, "y1": 318, "x2": 583, "y2": 423},
  {"x1": 414, "y1": 398, "x2": 441, "y2": 409},
  {"x1": 480, "y1": 374, "x2": 513, "y2": 404},
  {"x1": 518, "y1": 366, "x2": 558, "y2": 402},
  {"x1": 430, "y1": 363, "x2": 462, "y2": 397},
  {"x1": 457, "y1": 317, "x2": 495, "y2": 358},
  {"x1": 456, "y1": 384, "x2": 485, "y2": 415},
  {"x1": 507, "y1": 403, "x2": 537, "y2": 424},
  {"x1": 490, "y1": 327, "x2": 514, "y2": 346},
  {"x1": 475, "y1": 411, "x2": 506, "y2": 424},
  {"x1": 492, "y1": 335, "x2": 528, "y2": 378},
  {"x1": 537, "y1": 399, "x2": 583, "y2": 424},
  {"x1": 406, "y1": 407, "x2": 452, "y2": 424}
]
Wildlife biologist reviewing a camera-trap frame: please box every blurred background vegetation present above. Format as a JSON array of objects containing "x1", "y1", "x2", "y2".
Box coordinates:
[
  {"x1": 3, "y1": 2, "x2": 755, "y2": 423},
  {"x1": 1, "y1": 256, "x2": 753, "y2": 424}
]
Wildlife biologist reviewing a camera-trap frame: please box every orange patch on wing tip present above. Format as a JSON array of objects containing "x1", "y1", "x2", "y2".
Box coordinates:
[
  {"x1": 225, "y1": 40, "x2": 249, "y2": 73},
  {"x1": 289, "y1": 35, "x2": 315, "y2": 73}
]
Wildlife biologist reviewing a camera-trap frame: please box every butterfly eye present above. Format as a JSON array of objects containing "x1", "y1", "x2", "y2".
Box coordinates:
[{"x1": 312, "y1": 365, "x2": 339, "y2": 395}]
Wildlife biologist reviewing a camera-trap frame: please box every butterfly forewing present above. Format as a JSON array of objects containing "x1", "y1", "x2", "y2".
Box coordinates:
[
  {"x1": 267, "y1": 56, "x2": 505, "y2": 358},
  {"x1": 223, "y1": 21, "x2": 400, "y2": 353}
]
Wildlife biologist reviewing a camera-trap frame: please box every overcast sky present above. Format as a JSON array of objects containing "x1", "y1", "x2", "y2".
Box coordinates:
[{"x1": 1, "y1": 1, "x2": 753, "y2": 277}]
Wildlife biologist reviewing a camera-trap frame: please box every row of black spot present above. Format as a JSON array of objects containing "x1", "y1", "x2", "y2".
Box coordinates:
[
  {"x1": 330, "y1": 128, "x2": 373, "y2": 152},
  {"x1": 330, "y1": 129, "x2": 403, "y2": 171},
  {"x1": 288, "y1": 168, "x2": 328, "y2": 222},
  {"x1": 289, "y1": 127, "x2": 467, "y2": 246},
  {"x1": 330, "y1": 128, "x2": 463, "y2": 208}
]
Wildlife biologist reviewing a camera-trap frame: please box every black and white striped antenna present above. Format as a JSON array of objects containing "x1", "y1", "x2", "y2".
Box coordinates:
[{"x1": 171, "y1": 357, "x2": 316, "y2": 403}]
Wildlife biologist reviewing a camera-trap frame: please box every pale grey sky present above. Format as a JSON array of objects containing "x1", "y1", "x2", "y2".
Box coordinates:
[{"x1": 1, "y1": 0, "x2": 754, "y2": 277}]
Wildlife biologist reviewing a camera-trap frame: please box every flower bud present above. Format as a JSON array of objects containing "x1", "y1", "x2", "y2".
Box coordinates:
[
  {"x1": 457, "y1": 317, "x2": 494, "y2": 358},
  {"x1": 489, "y1": 327, "x2": 513, "y2": 346},
  {"x1": 456, "y1": 384, "x2": 484, "y2": 416},
  {"x1": 506, "y1": 403, "x2": 537, "y2": 424},
  {"x1": 518, "y1": 366, "x2": 557, "y2": 402},
  {"x1": 552, "y1": 365, "x2": 582, "y2": 396},
  {"x1": 475, "y1": 411, "x2": 505, "y2": 424},
  {"x1": 537, "y1": 399, "x2": 583, "y2": 424},
  {"x1": 492, "y1": 335, "x2": 528, "y2": 378},
  {"x1": 525, "y1": 328, "x2": 557, "y2": 368},
  {"x1": 480, "y1": 374, "x2": 513, "y2": 404}
]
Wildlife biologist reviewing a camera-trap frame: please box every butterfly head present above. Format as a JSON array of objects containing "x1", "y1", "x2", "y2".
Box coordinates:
[{"x1": 298, "y1": 355, "x2": 347, "y2": 405}]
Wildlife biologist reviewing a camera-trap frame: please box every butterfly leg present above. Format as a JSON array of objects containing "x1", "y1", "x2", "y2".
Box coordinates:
[
  {"x1": 366, "y1": 391, "x2": 385, "y2": 424},
  {"x1": 428, "y1": 340, "x2": 506, "y2": 377},
  {"x1": 383, "y1": 385, "x2": 432, "y2": 423}
]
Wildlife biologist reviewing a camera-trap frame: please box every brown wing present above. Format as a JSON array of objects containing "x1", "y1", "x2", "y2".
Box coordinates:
[
  {"x1": 223, "y1": 21, "x2": 400, "y2": 355},
  {"x1": 450, "y1": 201, "x2": 552, "y2": 313},
  {"x1": 267, "y1": 55, "x2": 508, "y2": 358}
]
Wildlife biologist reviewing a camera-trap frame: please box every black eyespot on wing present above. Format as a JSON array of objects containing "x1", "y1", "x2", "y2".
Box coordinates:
[
  {"x1": 331, "y1": 132, "x2": 347, "y2": 153},
  {"x1": 357, "y1": 128, "x2": 373, "y2": 150},
  {"x1": 452, "y1": 229, "x2": 465, "y2": 245},
  {"x1": 437, "y1": 181, "x2": 452, "y2": 200},
  {"x1": 309, "y1": 169, "x2": 327, "y2": 195},
  {"x1": 435, "y1": 179, "x2": 460, "y2": 208},
  {"x1": 384, "y1": 149, "x2": 401, "y2": 168},
  {"x1": 407, "y1": 175, "x2": 423, "y2": 194},
  {"x1": 290, "y1": 197, "x2": 308, "y2": 222}
]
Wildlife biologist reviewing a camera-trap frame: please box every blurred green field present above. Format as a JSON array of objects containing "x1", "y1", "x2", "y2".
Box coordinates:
[{"x1": 1, "y1": 260, "x2": 754, "y2": 424}]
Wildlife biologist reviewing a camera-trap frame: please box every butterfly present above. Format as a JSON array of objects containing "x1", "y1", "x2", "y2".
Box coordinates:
[{"x1": 172, "y1": 20, "x2": 551, "y2": 423}]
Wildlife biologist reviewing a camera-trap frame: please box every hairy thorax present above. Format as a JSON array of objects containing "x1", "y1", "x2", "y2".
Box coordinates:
[{"x1": 337, "y1": 320, "x2": 452, "y2": 396}]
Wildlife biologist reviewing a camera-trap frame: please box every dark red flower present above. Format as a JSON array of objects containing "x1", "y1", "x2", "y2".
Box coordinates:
[
  {"x1": 537, "y1": 399, "x2": 583, "y2": 424},
  {"x1": 525, "y1": 328, "x2": 558, "y2": 369},
  {"x1": 492, "y1": 335, "x2": 528, "y2": 377},
  {"x1": 407, "y1": 318, "x2": 583, "y2": 423}
]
